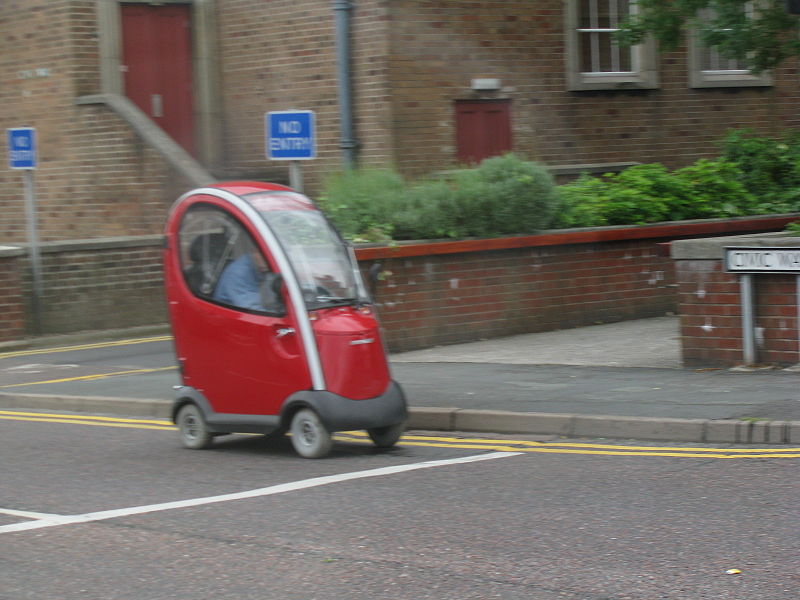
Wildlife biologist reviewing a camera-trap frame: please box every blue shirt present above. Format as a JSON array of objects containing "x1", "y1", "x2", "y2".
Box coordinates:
[{"x1": 213, "y1": 254, "x2": 265, "y2": 311}]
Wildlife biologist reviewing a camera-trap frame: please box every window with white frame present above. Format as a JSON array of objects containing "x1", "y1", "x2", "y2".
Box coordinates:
[
  {"x1": 565, "y1": 0, "x2": 658, "y2": 91},
  {"x1": 689, "y1": 5, "x2": 772, "y2": 88}
]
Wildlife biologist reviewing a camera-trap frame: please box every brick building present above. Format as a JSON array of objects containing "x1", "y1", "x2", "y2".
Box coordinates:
[{"x1": 2, "y1": 0, "x2": 799, "y2": 246}]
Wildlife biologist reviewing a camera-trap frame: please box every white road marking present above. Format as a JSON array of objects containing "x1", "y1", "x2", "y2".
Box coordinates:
[
  {"x1": 0, "y1": 452, "x2": 521, "y2": 534},
  {"x1": 2, "y1": 363, "x2": 79, "y2": 373},
  {"x1": 0, "y1": 508, "x2": 65, "y2": 520}
]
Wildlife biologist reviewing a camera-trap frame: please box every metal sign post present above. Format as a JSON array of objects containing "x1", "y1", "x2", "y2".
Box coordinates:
[
  {"x1": 266, "y1": 110, "x2": 316, "y2": 193},
  {"x1": 738, "y1": 273, "x2": 756, "y2": 365},
  {"x1": 725, "y1": 245, "x2": 800, "y2": 366},
  {"x1": 7, "y1": 127, "x2": 42, "y2": 332}
]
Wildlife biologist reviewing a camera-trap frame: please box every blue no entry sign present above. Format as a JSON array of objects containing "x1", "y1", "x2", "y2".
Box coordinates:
[
  {"x1": 7, "y1": 127, "x2": 37, "y2": 169},
  {"x1": 266, "y1": 111, "x2": 316, "y2": 160}
]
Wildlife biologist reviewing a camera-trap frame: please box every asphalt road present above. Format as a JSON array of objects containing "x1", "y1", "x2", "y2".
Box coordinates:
[
  {"x1": 3, "y1": 335, "x2": 800, "y2": 422},
  {"x1": 2, "y1": 412, "x2": 798, "y2": 600}
]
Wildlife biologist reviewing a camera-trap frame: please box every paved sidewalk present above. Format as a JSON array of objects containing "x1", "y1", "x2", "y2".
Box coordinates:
[
  {"x1": 390, "y1": 316, "x2": 800, "y2": 443},
  {"x1": 2, "y1": 316, "x2": 799, "y2": 444},
  {"x1": 393, "y1": 316, "x2": 682, "y2": 368}
]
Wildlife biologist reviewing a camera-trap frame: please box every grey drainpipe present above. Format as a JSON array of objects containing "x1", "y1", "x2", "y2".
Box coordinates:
[{"x1": 333, "y1": 0, "x2": 357, "y2": 169}]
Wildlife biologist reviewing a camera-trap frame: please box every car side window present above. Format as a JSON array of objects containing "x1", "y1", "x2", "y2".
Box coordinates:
[{"x1": 178, "y1": 204, "x2": 284, "y2": 315}]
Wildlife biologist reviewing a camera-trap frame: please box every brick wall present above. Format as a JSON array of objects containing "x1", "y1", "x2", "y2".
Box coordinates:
[
  {"x1": 385, "y1": 1, "x2": 800, "y2": 178},
  {"x1": 674, "y1": 235, "x2": 800, "y2": 368},
  {"x1": 676, "y1": 259, "x2": 744, "y2": 367},
  {"x1": 0, "y1": 0, "x2": 193, "y2": 244},
  {"x1": 5, "y1": 228, "x2": 677, "y2": 344},
  {"x1": 0, "y1": 247, "x2": 26, "y2": 342},
  {"x1": 210, "y1": 0, "x2": 800, "y2": 184},
  {"x1": 6, "y1": 217, "x2": 798, "y2": 360},
  {"x1": 216, "y1": 0, "x2": 393, "y2": 189},
  {"x1": 367, "y1": 238, "x2": 676, "y2": 352},
  {"x1": 23, "y1": 237, "x2": 167, "y2": 335},
  {"x1": 360, "y1": 216, "x2": 800, "y2": 352},
  {"x1": 4, "y1": 1, "x2": 800, "y2": 247}
]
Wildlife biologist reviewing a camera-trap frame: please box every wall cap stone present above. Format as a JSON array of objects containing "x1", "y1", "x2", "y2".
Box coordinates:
[
  {"x1": 672, "y1": 231, "x2": 800, "y2": 260},
  {"x1": 356, "y1": 213, "x2": 800, "y2": 260},
  {"x1": 14, "y1": 235, "x2": 165, "y2": 254},
  {"x1": 0, "y1": 246, "x2": 25, "y2": 258},
  {"x1": 9, "y1": 214, "x2": 796, "y2": 260}
]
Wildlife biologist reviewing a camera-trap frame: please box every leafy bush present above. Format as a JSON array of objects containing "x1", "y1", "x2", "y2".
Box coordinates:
[
  {"x1": 599, "y1": 164, "x2": 684, "y2": 224},
  {"x1": 551, "y1": 173, "x2": 608, "y2": 228},
  {"x1": 390, "y1": 179, "x2": 461, "y2": 240},
  {"x1": 448, "y1": 154, "x2": 559, "y2": 237},
  {"x1": 785, "y1": 221, "x2": 800, "y2": 236},
  {"x1": 671, "y1": 159, "x2": 759, "y2": 218},
  {"x1": 318, "y1": 130, "x2": 800, "y2": 242},
  {"x1": 316, "y1": 168, "x2": 405, "y2": 242},
  {"x1": 318, "y1": 154, "x2": 559, "y2": 241},
  {"x1": 719, "y1": 129, "x2": 800, "y2": 212},
  {"x1": 557, "y1": 158, "x2": 765, "y2": 228},
  {"x1": 556, "y1": 164, "x2": 686, "y2": 227}
]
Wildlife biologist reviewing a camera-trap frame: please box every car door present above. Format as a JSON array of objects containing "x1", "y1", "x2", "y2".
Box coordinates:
[{"x1": 171, "y1": 200, "x2": 310, "y2": 416}]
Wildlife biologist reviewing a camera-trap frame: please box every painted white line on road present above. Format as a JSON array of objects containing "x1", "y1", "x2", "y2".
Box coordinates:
[
  {"x1": 0, "y1": 508, "x2": 65, "y2": 520},
  {"x1": 0, "y1": 451, "x2": 522, "y2": 534}
]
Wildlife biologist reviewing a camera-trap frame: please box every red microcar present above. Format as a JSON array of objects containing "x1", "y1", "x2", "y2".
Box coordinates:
[{"x1": 163, "y1": 182, "x2": 407, "y2": 458}]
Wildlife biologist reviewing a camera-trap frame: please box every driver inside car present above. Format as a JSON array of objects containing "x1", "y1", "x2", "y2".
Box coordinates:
[{"x1": 214, "y1": 249, "x2": 282, "y2": 312}]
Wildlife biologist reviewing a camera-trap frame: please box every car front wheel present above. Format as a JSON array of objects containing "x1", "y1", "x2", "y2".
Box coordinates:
[{"x1": 289, "y1": 408, "x2": 333, "y2": 459}]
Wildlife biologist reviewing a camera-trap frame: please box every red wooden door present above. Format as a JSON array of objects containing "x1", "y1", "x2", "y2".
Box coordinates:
[
  {"x1": 121, "y1": 3, "x2": 195, "y2": 155},
  {"x1": 455, "y1": 100, "x2": 512, "y2": 164}
]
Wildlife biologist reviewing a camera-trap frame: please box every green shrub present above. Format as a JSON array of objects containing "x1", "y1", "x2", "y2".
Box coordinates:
[
  {"x1": 671, "y1": 159, "x2": 759, "y2": 218},
  {"x1": 448, "y1": 154, "x2": 559, "y2": 237},
  {"x1": 720, "y1": 129, "x2": 800, "y2": 211},
  {"x1": 553, "y1": 174, "x2": 610, "y2": 228},
  {"x1": 556, "y1": 164, "x2": 682, "y2": 226},
  {"x1": 785, "y1": 221, "x2": 800, "y2": 236},
  {"x1": 318, "y1": 130, "x2": 800, "y2": 242},
  {"x1": 557, "y1": 158, "x2": 766, "y2": 227},
  {"x1": 391, "y1": 179, "x2": 462, "y2": 240},
  {"x1": 316, "y1": 168, "x2": 405, "y2": 242},
  {"x1": 318, "y1": 154, "x2": 559, "y2": 241},
  {"x1": 601, "y1": 164, "x2": 685, "y2": 224}
]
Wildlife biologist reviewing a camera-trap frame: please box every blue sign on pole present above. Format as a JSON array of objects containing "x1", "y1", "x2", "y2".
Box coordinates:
[
  {"x1": 7, "y1": 127, "x2": 37, "y2": 169},
  {"x1": 266, "y1": 111, "x2": 316, "y2": 160}
]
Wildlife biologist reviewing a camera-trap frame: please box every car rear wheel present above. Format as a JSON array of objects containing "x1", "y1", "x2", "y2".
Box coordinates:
[
  {"x1": 176, "y1": 403, "x2": 214, "y2": 450},
  {"x1": 290, "y1": 408, "x2": 333, "y2": 458},
  {"x1": 367, "y1": 422, "x2": 405, "y2": 448}
]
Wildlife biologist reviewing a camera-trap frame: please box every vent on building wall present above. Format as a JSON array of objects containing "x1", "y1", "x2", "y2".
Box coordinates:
[{"x1": 470, "y1": 78, "x2": 501, "y2": 91}]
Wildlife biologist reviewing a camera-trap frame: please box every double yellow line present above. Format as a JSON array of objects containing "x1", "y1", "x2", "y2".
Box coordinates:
[
  {"x1": 0, "y1": 366, "x2": 177, "y2": 389},
  {"x1": 0, "y1": 336, "x2": 176, "y2": 389},
  {"x1": 336, "y1": 431, "x2": 800, "y2": 459},
  {"x1": 0, "y1": 336, "x2": 173, "y2": 359},
  {"x1": 3, "y1": 410, "x2": 799, "y2": 459},
  {"x1": 0, "y1": 410, "x2": 174, "y2": 431}
]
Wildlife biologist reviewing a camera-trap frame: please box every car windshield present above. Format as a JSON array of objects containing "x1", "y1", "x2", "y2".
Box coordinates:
[{"x1": 248, "y1": 202, "x2": 368, "y2": 310}]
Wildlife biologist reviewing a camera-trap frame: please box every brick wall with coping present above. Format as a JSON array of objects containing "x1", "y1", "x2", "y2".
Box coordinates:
[
  {"x1": 6, "y1": 230, "x2": 677, "y2": 345},
  {"x1": 673, "y1": 233, "x2": 800, "y2": 367},
  {"x1": 16, "y1": 236, "x2": 168, "y2": 335},
  {"x1": 359, "y1": 215, "x2": 799, "y2": 353},
  {"x1": 367, "y1": 238, "x2": 676, "y2": 352},
  {"x1": 8, "y1": 215, "x2": 797, "y2": 358}
]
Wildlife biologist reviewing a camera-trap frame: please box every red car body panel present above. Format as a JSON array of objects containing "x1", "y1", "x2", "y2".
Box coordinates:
[{"x1": 163, "y1": 182, "x2": 396, "y2": 422}]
